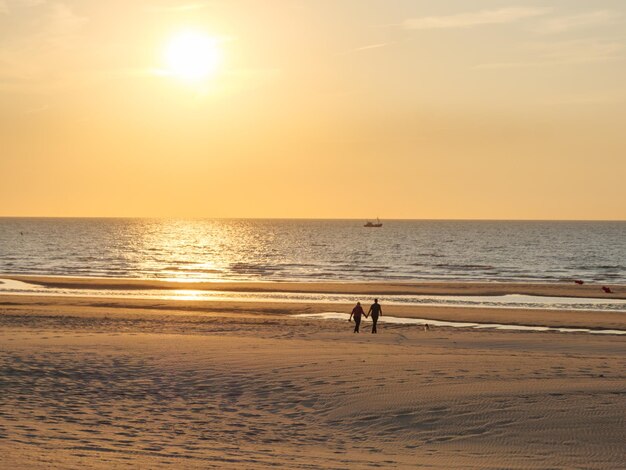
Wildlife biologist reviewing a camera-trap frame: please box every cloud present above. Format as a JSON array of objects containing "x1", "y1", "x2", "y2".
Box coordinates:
[
  {"x1": 538, "y1": 10, "x2": 619, "y2": 34},
  {"x1": 0, "y1": 2, "x2": 88, "y2": 87},
  {"x1": 334, "y1": 42, "x2": 395, "y2": 57},
  {"x1": 146, "y1": 2, "x2": 211, "y2": 12},
  {"x1": 0, "y1": 0, "x2": 47, "y2": 13},
  {"x1": 353, "y1": 43, "x2": 392, "y2": 52},
  {"x1": 534, "y1": 39, "x2": 624, "y2": 63},
  {"x1": 45, "y1": 3, "x2": 88, "y2": 40},
  {"x1": 19, "y1": 0, "x2": 47, "y2": 6},
  {"x1": 404, "y1": 7, "x2": 551, "y2": 30},
  {"x1": 22, "y1": 103, "x2": 50, "y2": 115},
  {"x1": 475, "y1": 39, "x2": 625, "y2": 69}
]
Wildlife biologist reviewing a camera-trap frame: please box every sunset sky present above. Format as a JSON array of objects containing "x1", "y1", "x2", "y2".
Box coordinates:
[{"x1": 1, "y1": 0, "x2": 625, "y2": 219}]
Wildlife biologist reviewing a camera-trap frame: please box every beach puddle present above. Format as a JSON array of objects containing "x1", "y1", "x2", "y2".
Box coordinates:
[{"x1": 293, "y1": 312, "x2": 626, "y2": 336}]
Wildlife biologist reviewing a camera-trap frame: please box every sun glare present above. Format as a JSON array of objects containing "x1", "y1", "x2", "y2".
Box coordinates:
[{"x1": 164, "y1": 31, "x2": 221, "y2": 81}]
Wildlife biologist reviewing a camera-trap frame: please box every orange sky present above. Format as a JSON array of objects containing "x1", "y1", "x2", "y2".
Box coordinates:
[{"x1": 1, "y1": 0, "x2": 625, "y2": 219}]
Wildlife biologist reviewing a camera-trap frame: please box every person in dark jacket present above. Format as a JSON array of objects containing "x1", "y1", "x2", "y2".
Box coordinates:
[
  {"x1": 349, "y1": 302, "x2": 365, "y2": 333},
  {"x1": 367, "y1": 298, "x2": 382, "y2": 333}
]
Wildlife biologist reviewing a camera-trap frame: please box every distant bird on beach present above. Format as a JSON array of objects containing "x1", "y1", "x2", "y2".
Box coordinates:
[
  {"x1": 574, "y1": 280, "x2": 584, "y2": 285},
  {"x1": 602, "y1": 286, "x2": 613, "y2": 293}
]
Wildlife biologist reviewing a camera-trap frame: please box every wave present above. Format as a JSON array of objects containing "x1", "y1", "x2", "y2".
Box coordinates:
[{"x1": 434, "y1": 264, "x2": 496, "y2": 271}]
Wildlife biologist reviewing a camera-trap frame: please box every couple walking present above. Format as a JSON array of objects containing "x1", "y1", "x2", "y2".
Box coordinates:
[{"x1": 349, "y1": 299, "x2": 382, "y2": 334}]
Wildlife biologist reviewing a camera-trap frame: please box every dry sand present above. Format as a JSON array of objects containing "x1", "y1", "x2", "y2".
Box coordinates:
[{"x1": 1, "y1": 294, "x2": 625, "y2": 469}]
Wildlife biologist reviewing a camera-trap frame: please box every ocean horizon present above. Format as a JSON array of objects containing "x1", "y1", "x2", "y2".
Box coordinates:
[{"x1": 1, "y1": 218, "x2": 624, "y2": 283}]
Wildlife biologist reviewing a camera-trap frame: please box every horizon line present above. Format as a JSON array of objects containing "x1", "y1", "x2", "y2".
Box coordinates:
[{"x1": 1, "y1": 216, "x2": 625, "y2": 222}]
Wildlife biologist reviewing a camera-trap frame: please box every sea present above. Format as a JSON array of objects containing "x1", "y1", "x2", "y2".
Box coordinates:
[{"x1": 0, "y1": 218, "x2": 624, "y2": 283}]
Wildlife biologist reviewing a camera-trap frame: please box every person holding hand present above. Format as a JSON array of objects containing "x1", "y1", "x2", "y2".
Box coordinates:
[
  {"x1": 349, "y1": 301, "x2": 365, "y2": 333},
  {"x1": 367, "y1": 298, "x2": 382, "y2": 334}
]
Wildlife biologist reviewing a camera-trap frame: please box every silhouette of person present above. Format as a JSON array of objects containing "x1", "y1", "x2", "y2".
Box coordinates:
[
  {"x1": 349, "y1": 302, "x2": 365, "y2": 333},
  {"x1": 367, "y1": 298, "x2": 382, "y2": 333}
]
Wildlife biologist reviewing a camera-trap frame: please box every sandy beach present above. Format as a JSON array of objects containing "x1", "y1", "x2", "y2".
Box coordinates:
[{"x1": 1, "y1": 287, "x2": 625, "y2": 469}]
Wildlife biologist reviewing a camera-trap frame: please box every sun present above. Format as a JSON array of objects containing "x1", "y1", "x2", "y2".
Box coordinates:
[{"x1": 164, "y1": 31, "x2": 221, "y2": 81}]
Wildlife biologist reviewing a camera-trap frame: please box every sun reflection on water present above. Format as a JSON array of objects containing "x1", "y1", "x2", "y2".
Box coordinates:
[{"x1": 130, "y1": 219, "x2": 257, "y2": 282}]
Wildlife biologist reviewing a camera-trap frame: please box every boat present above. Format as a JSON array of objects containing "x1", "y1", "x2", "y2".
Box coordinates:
[{"x1": 364, "y1": 218, "x2": 383, "y2": 227}]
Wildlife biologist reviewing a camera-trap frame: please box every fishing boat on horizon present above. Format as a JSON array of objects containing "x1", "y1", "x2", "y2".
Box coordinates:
[{"x1": 364, "y1": 218, "x2": 383, "y2": 227}]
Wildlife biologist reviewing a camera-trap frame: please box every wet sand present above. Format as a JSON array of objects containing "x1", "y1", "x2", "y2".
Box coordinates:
[
  {"x1": 5, "y1": 274, "x2": 626, "y2": 299},
  {"x1": 1, "y1": 294, "x2": 625, "y2": 469},
  {"x1": 1, "y1": 293, "x2": 625, "y2": 330}
]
